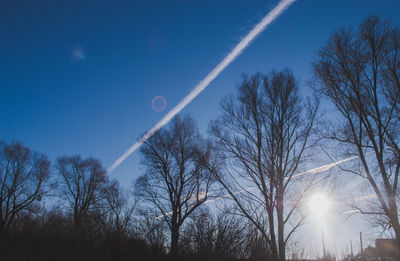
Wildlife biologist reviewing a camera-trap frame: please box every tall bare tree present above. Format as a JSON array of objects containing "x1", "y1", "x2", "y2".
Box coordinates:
[
  {"x1": 210, "y1": 71, "x2": 318, "y2": 261},
  {"x1": 0, "y1": 141, "x2": 51, "y2": 235},
  {"x1": 56, "y1": 155, "x2": 107, "y2": 234},
  {"x1": 135, "y1": 115, "x2": 215, "y2": 256},
  {"x1": 313, "y1": 15, "x2": 400, "y2": 248}
]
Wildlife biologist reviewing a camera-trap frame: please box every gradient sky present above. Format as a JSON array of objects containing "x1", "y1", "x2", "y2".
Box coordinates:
[{"x1": 1, "y1": 0, "x2": 400, "y2": 257}]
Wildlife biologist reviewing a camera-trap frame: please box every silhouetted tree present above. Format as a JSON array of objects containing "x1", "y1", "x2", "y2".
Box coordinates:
[
  {"x1": 0, "y1": 141, "x2": 51, "y2": 235},
  {"x1": 136, "y1": 208, "x2": 168, "y2": 253},
  {"x1": 180, "y1": 209, "x2": 248, "y2": 259},
  {"x1": 210, "y1": 71, "x2": 319, "y2": 261},
  {"x1": 313, "y1": 15, "x2": 400, "y2": 249},
  {"x1": 98, "y1": 179, "x2": 136, "y2": 239},
  {"x1": 245, "y1": 225, "x2": 273, "y2": 261},
  {"x1": 287, "y1": 239, "x2": 308, "y2": 260},
  {"x1": 136, "y1": 115, "x2": 216, "y2": 256},
  {"x1": 180, "y1": 209, "x2": 215, "y2": 257},
  {"x1": 56, "y1": 155, "x2": 107, "y2": 235},
  {"x1": 213, "y1": 212, "x2": 248, "y2": 259}
]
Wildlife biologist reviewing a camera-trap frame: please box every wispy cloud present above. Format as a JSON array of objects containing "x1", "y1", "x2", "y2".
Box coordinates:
[{"x1": 108, "y1": 0, "x2": 296, "y2": 173}]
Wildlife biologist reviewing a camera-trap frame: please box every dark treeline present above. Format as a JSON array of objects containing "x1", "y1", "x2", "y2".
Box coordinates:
[
  {"x1": 0, "y1": 139, "x2": 275, "y2": 261},
  {"x1": 1, "y1": 15, "x2": 400, "y2": 261}
]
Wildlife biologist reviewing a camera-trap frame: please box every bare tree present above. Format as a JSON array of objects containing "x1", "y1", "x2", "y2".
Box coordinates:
[
  {"x1": 180, "y1": 209, "x2": 247, "y2": 259},
  {"x1": 245, "y1": 225, "x2": 273, "y2": 261},
  {"x1": 180, "y1": 208, "x2": 216, "y2": 257},
  {"x1": 213, "y1": 212, "x2": 248, "y2": 259},
  {"x1": 313, "y1": 15, "x2": 400, "y2": 248},
  {"x1": 210, "y1": 71, "x2": 319, "y2": 261},
  {"x1": 135, "y1": 115, "x2": 215, "y2": 256},
  {"x1": 381, "y1": 20, "x2": 400, "y2": 121},
  {"x1": 135, "y1": 208, "x2": 167, "y2": 252},
  {"x1": 0, "y1": 141, "x2": 51, "y2": 235},
  {"x1": 287, "y1": 239, "x2": 308, "y2": 260},
  {"x1": 98, "y1": 179, "x2": 136, "y2": 239},
  {"x1": 56, "y1": 155, "x2": 107, "y2": 234}
]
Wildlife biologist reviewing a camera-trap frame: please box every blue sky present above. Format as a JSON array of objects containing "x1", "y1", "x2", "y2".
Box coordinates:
[
  {"x1": 2, "y1": 0, "x2": 399, "y2": 182},
  {"x1": 1, "y1": 0, "x2": 400, "y2": 256}
]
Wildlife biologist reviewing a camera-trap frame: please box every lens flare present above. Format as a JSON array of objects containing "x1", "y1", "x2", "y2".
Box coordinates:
[
  {"x1": 151, "y1": 96, "x2": 167, "y2": 112},
  {"x1": 71, "y1": 46, "x2": 86, "y2": 61}
]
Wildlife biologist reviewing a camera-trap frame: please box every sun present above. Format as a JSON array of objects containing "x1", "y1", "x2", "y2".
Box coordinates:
[{"x1": 307, "y1": 193, "x2": 331, "y2": 218}]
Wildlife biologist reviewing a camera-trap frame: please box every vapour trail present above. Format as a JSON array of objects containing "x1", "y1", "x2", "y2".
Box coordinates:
[
  {"x1": 292, "y1": 153, "x2": 371, "y2": 178},
  {"x1": 108, "y1": 0, "x2": 296, "y2": 173},
  {"x1": 149, "y1": 152, "x2": 367, "y2": 221}
]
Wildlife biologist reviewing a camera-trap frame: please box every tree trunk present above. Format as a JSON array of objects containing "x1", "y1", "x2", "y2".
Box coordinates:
[
  {"x1": 170, "y1": 223, "x2": 180, "y2": 257},
  {"x1": 387, "y1": 191, "x2": 400, "y2": 256},
  {"x1": 267, "y1": 206, "x2": 278, "y2": 261},
  {"x1": 389, "y1": 207, "x2": 400, "y2": 257},
  {"x1": 276, "y1": 192, "x2": 285, "y2": 261}
]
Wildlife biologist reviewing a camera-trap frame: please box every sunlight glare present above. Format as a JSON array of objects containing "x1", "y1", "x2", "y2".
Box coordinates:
[{"x1": 307, "y1": 193, "x2": 330, "y2": 219}]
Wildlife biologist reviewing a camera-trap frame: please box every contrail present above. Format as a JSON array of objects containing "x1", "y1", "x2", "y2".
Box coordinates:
[
  {"x1": 293, "y1": 155, "x2": 363, "y2": 178},
  {"x1": 293, "y1": 150, "x2": 376, "y2": 178},
  {"x1": 108, "y1": 0, "x2": 296, "y2": 173}
]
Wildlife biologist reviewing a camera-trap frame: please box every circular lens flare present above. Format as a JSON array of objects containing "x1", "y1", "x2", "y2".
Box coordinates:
[
  {"x1": 151, "y1": 96, "x2": 167, "y2": 112},
  {"x1": 307, "y1": 193, "x2": 330, "y2": 218}
]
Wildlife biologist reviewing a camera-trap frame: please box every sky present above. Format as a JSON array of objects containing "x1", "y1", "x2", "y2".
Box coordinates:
[{"x1": 1, "y1": 0, "x2": 400, "y2": 257}]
